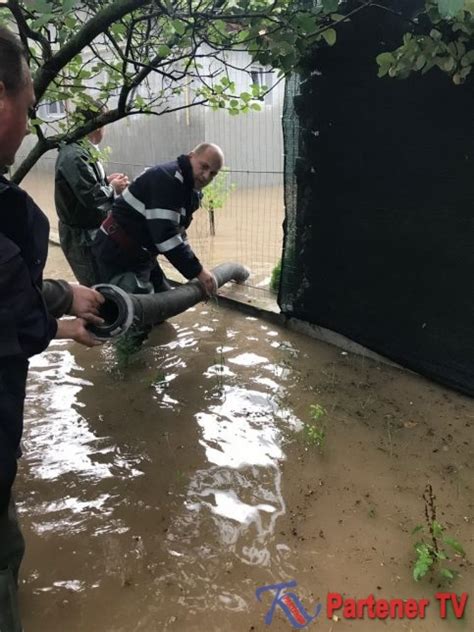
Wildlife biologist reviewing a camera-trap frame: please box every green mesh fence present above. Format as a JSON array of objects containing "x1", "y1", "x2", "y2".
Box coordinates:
[{"x1": 279, "y1": 2, "x2": 474, "y2": 396}]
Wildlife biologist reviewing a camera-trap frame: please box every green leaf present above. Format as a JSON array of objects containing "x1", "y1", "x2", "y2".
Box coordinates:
[
  {"x1": 414, "y1": 54, "x2": 426, "y2": 70},
  {"x1": 430, "y1": 29, "x2": 443, "y2": 40},
  {"x1": 442, "y1": 56, "x2": 455, "y2": 71},
  {"x1": 440, "y1": 568, "x2": 456, "y2": 581},
  {"x1": 437, "y1": 0, "x2": 464, "y2": 18},
  {"x1": 461, "y1": 50, "x2": 474, "y2": 66},
  {"x1": 413, "y1": 543, "x2": 435, "y2": 581},
  {"x1": 321, "y1": 28, "x2": 337, "y2": 46},
  {"x1": 432, "y1": 521, "x2": 444, "y2": 538},
  {"x1": 31, "y1": 14, "x2": 55, "y2": 29},
  {"x1": 296, "y1": 14, "x2": 317, "y2": 33},
  {"x1": 64, "y1": 15, "x2": 76, "y2": 29},
  {"x1": 443, "y1": 537, "x2": 466, "y2": 556},
  {"x1": 110, "y1": 23, "x2": 126, "y2": 38},
  {"x1": 322, "y1": 0, "x2": 340, "y2": 12},
  {"x1": 32, "y1": 0, "x2": 53, "y2": 12},
  {"x1": 171, "y1": 19, "x2": 186, "y2": 36},
  {"x1": 158, "y1": 45, "x2": 171, "y2": 57},
  {"x1": 61, "y1": 0, "x2": 77, "y2": 12},
  {"x1": 310, "y1": 404, "x2": 326, "y2": 421}
]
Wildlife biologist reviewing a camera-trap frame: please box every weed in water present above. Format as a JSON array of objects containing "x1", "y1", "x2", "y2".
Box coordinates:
[
  {"x1": 149, "y1": 371, "x2": 167, "y2": 389},
  {"x1": 112, "y1": 329, "x2": 146, "y2": 369},
  {"x1": 270, "y1": 259, "x2": 282, "y2": 294},
  {"x1": 303, "y1": 404, "x2": 328, "y2": 448},
  {"x1": 176, "y1": 469, "x2": 186, "y2": 485},
  {"x1": 412, "y1": 484, "x2": 466, "y2": 584},
  {"x1": 213, "y1": 347, "x2": 227, "y2": 396}
]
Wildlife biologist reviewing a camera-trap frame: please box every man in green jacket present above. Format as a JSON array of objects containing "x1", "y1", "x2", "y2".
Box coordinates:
[{"x1": 54, "y1": 106, "x2": 128, "y2": 286}]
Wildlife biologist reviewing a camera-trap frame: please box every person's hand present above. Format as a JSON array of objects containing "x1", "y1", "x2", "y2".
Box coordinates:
[
  {"x1": 56, "y1": 318, "x2": 103, "y2": 347},
  {"x1": 197, "y1": 268, "x2": 217, "y2": 298},
  {"x1": 109, "y1": 174, "x2": 129, "y2": 195},
  {"x1": 107, "y1": 172, "x2": 123, "y2": 182},
  {"x1": 70, "y1": 284, "x2": 104, "y2": 326}
]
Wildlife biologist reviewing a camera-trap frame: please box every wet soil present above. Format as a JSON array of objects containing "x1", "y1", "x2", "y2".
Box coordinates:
[{"x1": 14, "y1": 247, "x2": 474, "y2": 631}]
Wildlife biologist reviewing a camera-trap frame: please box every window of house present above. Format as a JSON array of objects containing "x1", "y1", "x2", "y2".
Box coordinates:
[
  {"x1": 38, "y1": 101, "x2": 66, "y2": 119},
  {"x1": 249, "y1": 68, "x2": 273, "y2": 104}
]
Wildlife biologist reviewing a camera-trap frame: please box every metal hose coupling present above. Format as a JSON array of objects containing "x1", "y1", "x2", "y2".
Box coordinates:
[{"x1": 87, "y1": 262, "x2": 250, "y2": 341}]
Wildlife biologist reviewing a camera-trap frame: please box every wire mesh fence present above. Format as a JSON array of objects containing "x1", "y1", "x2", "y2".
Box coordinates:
[
  {"x1": 15, "y1": 82, "x2": 286, "y2": 309},
  {"x1": 161, "y1": 170, "x2": 284, "y2": 300}
]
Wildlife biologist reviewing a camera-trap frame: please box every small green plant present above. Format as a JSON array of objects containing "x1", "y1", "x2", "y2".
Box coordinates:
[
  {"x1": 213, "y1": 347, "x2": 227, "y2": 395},
  {"x1": 303, "y1": 404, "x2": 327, "y2": 448},
  {"x1": 270, "y1": 259, "x2": 282, "y2": 294},
  {"x1": 112, "y1": 328, "x2": 147, "y2": 369},
  {"x1": 201, "y1": 170, "x2": 235, "y2": 236},
  {"x1": 412, "y1": 484, "x2": 466, "y2": 584},
  {"x1": 149, "y1": 371, "x2": 167, "y2": 389}
]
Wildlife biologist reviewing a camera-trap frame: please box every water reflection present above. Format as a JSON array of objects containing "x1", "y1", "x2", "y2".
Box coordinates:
[
  {"x1": 154, "y1": 377, "x2": 300, "y2": 614},
  {"x1": 20, "y1": 305, "x2": 304, "y2": 629},
  {"x1": 227, "y1": 353, "x2": 268, "y2": 367},
  {"x1": 22, "y1": 343, "x2": 144, "y2": 538},
  {"x1": 197, "y1": 386, "x2": 285, "y2": 467},
  {"x1": 26, "y1": 346, "x2": 114, "y2": 481}
]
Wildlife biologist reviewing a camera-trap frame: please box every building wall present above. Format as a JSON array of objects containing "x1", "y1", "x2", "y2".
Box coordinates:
[{"x1": 14, "y1": 50, "x2": 284, "y2": 216}]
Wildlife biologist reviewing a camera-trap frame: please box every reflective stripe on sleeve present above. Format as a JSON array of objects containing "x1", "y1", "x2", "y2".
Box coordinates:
[
  {"x1": 156, "y1": 234, "x2": 184, "y2": 253},
  {"x1": 122, "y1": 187, "x2": 145, "y2": 215},
  {"x1": 146, "y1": 208, "x2": 181, "y2": 222}
]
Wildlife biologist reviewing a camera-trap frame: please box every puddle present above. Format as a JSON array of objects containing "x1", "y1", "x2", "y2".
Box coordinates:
[{"x1": 15, "y1": 263, "x2": 474, "y2": 631}]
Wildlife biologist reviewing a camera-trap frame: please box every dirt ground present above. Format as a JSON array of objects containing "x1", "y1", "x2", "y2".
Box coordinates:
[{"x1": 12, "y1": 246, "x2": 474, "y2": 631}]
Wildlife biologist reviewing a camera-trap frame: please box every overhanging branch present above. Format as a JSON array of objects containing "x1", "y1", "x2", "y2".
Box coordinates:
[{"x1": 33, "y1": 0, "x2": 151, "y2": 102}]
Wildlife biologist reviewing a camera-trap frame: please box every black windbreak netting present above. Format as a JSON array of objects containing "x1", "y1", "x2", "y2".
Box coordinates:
[{"x1": 280, "y1": 2, "x2": 474, "y2": 396}]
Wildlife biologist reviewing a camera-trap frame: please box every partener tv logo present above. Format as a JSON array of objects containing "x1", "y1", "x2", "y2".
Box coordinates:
[{"x1": 256, "y1": 580, "x2": 469, "y2": 628}]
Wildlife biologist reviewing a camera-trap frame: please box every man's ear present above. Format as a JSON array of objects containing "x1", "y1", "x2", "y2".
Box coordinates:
[{"x1": 0, "y1": 82, "x2": 6, "y2": 109}]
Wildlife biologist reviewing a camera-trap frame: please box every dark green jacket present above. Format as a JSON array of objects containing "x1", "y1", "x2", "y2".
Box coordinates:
[{"x1": 54, "y1": 141, "x2": 114, "y2": 229}]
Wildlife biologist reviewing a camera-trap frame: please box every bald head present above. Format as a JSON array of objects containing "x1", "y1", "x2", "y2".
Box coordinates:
[{"x1": 188, "y1": 142, "x2": 224, "y2": 190}]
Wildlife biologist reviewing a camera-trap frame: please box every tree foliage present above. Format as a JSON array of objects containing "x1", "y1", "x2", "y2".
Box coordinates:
[
  {"x1": 0, "y1": 0, "x2": 471, "y2": 183},
  {"x1": 1, "y1": 0, "x2": 349, "y2": 182},
  {"x1": 377, "y1": 0, "x2": 474, "y2": 83}
]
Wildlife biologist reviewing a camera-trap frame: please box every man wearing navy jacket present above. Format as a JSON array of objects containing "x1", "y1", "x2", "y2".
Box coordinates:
[
  {"x1": 0, "y1": 27, "x2": 104, "y2": 631},
  {"x1": 93, "y1": 143, "x2": 224, "y2": 297}
]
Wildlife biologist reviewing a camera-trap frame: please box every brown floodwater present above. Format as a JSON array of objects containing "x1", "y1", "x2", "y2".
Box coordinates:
[{"x1": 14, "y1": 248, "x2": 474, "y2": 631}]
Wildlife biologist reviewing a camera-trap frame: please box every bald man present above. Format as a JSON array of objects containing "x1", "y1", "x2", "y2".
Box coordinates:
[{"x1": 93, "y1": 143, "x2": 224, "y2": 297}]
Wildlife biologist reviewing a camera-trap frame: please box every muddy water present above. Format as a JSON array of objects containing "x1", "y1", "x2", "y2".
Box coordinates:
[{"x1": 15, "y1": 252, "x2": 473, "y2": 631}]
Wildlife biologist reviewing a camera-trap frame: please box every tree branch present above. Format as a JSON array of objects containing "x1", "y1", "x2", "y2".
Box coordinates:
[
  {"x1": 33, "y1": 0, "x2": 151, "y2": 102},
  {"x1": 6, "y1": 0, "x2": 52, "y2": 61}
]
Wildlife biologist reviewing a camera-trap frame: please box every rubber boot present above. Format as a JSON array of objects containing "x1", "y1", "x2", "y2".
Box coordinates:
[{"x1": 0, "y1": 567, "x2": 22, "y2": 632}]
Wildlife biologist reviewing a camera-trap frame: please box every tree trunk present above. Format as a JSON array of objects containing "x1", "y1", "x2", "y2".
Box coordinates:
[
  {"x1": 11, "y1": 140, "x2": 52, "y2": 185},
  {"x1": 209, "y1": 209, "x2": 216, "y2": 236}
]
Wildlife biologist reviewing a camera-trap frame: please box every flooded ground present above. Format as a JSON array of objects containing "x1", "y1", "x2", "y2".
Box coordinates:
[{"x1": 14, "y1": 248, "x2": 474, "y2": 631}]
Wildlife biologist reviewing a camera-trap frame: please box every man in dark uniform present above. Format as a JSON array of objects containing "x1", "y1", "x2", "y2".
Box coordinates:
[
  {"x1": 93, "y1": 143, "x2": 224, "y2": 297},
  {"x1": 0, "y1": 28, "x2": 104, "y2": 631},
  {"x1": 54, "y1": 105, "x2": 128, "y2": 286}
]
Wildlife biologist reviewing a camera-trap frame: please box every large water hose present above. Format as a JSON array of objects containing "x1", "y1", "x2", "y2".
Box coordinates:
[{"x1": 88, "y1": 262, "x2": 249, "y2": 340}]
